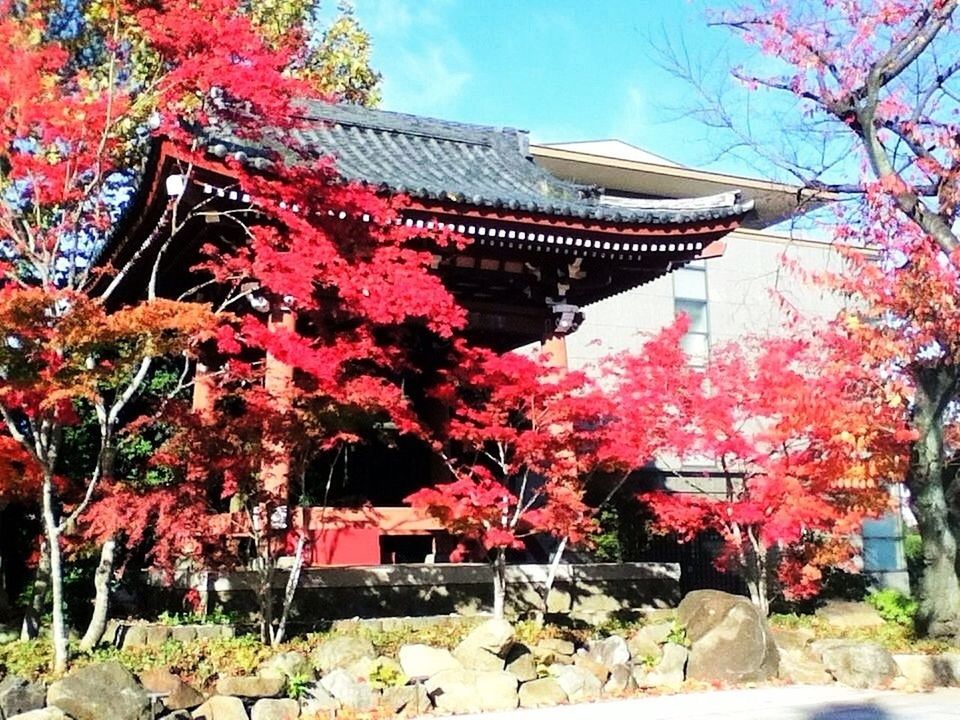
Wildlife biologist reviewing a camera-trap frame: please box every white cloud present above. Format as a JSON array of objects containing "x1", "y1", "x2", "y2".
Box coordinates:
[
  {"x1": 380, "y1": 45, "x2": 471, "y2": 115},
  {"x1": 609, "y1": 85, "x2": 652, "y2": 144}
]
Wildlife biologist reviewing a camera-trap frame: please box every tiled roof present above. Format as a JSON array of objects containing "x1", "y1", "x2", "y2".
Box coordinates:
[{"x1": 263, "y1": 102, "x2": 754, "y2": 226}]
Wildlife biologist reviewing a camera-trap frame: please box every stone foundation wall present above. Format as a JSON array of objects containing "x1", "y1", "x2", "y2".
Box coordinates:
[{"x1": 151, "y1": 562, "x2": 680, "y2": 623}]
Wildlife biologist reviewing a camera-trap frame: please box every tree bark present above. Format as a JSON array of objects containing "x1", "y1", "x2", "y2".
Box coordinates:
[
  {"x1": 79, "y1": 537, "x2": 116, "y2": 652},
  {"x1": 20, "y1": 540, "x2": 49, "y2": 641},
  {"x1": 909, "y1": 365, "x2": 960, "y2": 637},
  {"x1": 42, "y1": 473, "x2": 69, "y2": 673},
  {"x1": 492, "y1": 548, "x2": 506, "y2": 620}
]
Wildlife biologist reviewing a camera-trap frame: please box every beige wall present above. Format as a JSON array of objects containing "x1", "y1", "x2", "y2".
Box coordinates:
[{"x1": 566, "y1": 230, "x2": 848, "y2": 369}]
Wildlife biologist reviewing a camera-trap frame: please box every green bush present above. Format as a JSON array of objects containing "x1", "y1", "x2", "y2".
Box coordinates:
[{"x1": 866, "y1": 588, "x2": 918, "y2": 627}]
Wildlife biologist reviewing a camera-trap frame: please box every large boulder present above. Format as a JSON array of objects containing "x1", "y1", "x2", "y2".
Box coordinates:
[
  {"x1": 458, "y1": 619, "x2": 515, "y2": 656},
  {"x1": 633, "y1": 642, "x2": 687, "y2": 690},
  {"x1": 191, "y1": 695, "x2": 249, "y2": 720},
  {"x1": 894, "y1": 653, "x2": 960, "y2": 688},
  {"x1": 504, "y1": 646, "x2": 537, "y2": 682},
  {"x1": 380, "y1": 684, "x2": 429, "y2": 715},
  {"x1": 585, "y1": 635, "x2": 630, "y2": 668},
  {"x1": 812, "y1": 640, "x2": 898, "y2": 689},
  {"x1": 453, "y1": 643, "x2": 504, "y2": 671},
  {"x1": 258, "y1": 652, "x2": 314, "y2": 683},
  {"x1": 677, "y1": 590, "x2": 779, "y2": 683},
  {"x1": 319, "y1": 669, "x2": 377, "y2": 711},
  {"x1": 138, "y1": 669, "x2": 204, "y2": 711},
  {"x1": 249, "y1": 698, "x2": 299, "y2": 720},
  {"x1": 425, "y1": 669, "x2": 518, "y2": 713},
  {"x1": 815, "y1": 601, "x2": 885, "y2": 629},
  {"x1": 518, "y1": 677, "x2": 566, "y2": 708},
  {"x1": 550, "y1": 665, "x2": 602, "y2": 703},
  {"x1": 214, "y1": 676, "x2": 284, "y2": 699},
  {"x1": 310, "y1": 636, "x2": 375, "y2": 674},
  {"x1": 397, "y1": 644, "x2": 461, "y2": 679},
  {"x1": 6, "y1": 710, "x2": 70, "y2": 720},
  {"x1": 0, "y1": 676, "x2": 46, "y2": 718},
  {"x1": 47, "y1": 661, "x2": 151, "y2": 720}
]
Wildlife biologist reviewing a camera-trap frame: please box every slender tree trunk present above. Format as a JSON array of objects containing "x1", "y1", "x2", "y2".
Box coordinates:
[
  {"x1": 79, "y1": 537, "x2": 116, "y2": 652},
  {"x1": 42, "y1": 473, "x2": 68, "y2": 673},
  {"x1": 272, "y1": 534, "x2": 305, "y2": 646},
  {"x1": 492, "y1": 548, "x2": 507, "y2": 620},
  {"x1": 540, "y1": 536, "x2": 568, "y2": 616},
  {"x1": 909, "y1": 366, "x2": 960, "y2": 637},
  {"x1": 20, "y1": 539, "x2": 49, "y2": 641}
]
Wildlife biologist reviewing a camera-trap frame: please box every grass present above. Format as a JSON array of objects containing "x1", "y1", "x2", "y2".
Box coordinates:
[{"x1": 768, "y1": 612, "x2": 953, "y2": 654}]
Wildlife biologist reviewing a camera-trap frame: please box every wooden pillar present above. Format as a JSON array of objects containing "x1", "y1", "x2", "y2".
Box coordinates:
[
  {"x1": 540, "y1": 334, "x2": 569, "y2": 370},
  {"x1": 260, "y1": 305, "x2": 296, "y2": 502},
  {"x1": 191, "y1": 362, "x2": 215, "y2": 416}
]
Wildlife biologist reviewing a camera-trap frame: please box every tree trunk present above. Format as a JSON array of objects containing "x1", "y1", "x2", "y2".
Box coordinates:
[
  {"x1": 540, "y1": 536, "x2": 568, "y2": 616},
  {"x1": 492, "y1": 549, "x2": 506, "y2": 620},
  {"x1": 20, "y1": 540, "x2": 49, "y2": 641},
  {"x1": 42, "y1": 473, "x2": 69, "y2": 673},
  {"x1": 79, "y1": 537, "x2": 116, "y2": 652},
  {"x1": 909, "y1": 365, "x2": 960, "y2": 637}
]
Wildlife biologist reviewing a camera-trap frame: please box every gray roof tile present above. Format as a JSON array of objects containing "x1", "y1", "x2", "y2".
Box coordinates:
[{"x1": 277, "y1": 102, "x2": 754, "y2": 226}]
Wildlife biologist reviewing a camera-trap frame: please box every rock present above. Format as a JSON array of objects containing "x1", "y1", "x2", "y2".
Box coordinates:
[
  {"x1": 458, "y1": 619, "x2": 515, "y2": 655},
  {"x1": 139, "y1": 669, "x2": 181, "y2": 695},
  {"x1": 586, "y1": 635, "x2": 630, "y2": 667},
  {"x1": 812, "y1": 639, "x2": 898, "y2": 689},
  {"x1": 319, "y1": 669, "x2": 376, "y2": 711},
  {"x1": 894, "y1": 653, "x2": 960, "y2": 688},
  {"x1": 603, "y1": 664, "x2": 636, "y2": 696},
  {"x1": 425, "y1": 669, "x2": 518, "y2": 713},
  {"x1": 380, "y1": 684, "x2": 429, "y2": 714},
  {"x1": 170, "y1": 626, "x2": 198, "y2": 644},
  {"x1": 777, "y1": 648, "x2": 833, "y2": 685},
  {"x1": 194, "y1": 626, "x2": 223, "y2": 641},
  {"x1": 121, "y1": 624, "x2": 148, "y2": 649},
  {"x1": 250, "y1": 698, "x2": 299, "y2": 720},
  {"x1": 347, "y1": 656, "x2": 405, "y2": 688},
  {"x1": 678, "y1": 589, "x2": 779, "y2": 683},
  {"x1": 138, "y1": 669, "x2": 203, "y2": 711},
  {"x1": 815, "y1": 601, "x2": 885, "y2": 629},
  {"x1": 300, "y1": 684, "x2": 338, "y2": 716},
  {"x1": 47, "y1": 661, "x2": 151, "y2": 720},
  {"x1": 552, "y1": 665, "x2": 602, "y2": 703},
  {"x1": 633, "y1": 642, "x2": 687, "y2": 690},
  {"x1": 215, "y1": 676, "x2": 284, "y2": 699},
  {"x1": 573, "y1": 653, "x2": 609, "y2": 683},
  {"x1": 259, "y1": 652, "x2": 315, "y2": 682},
  {"x1": 504, "y1": 647, "x2": 537, "y2": 682},
  {"x1": 191, "y1": 696, "x2": 248, "y2": 720},
  {"x1": 310, "y1": 637, "x2": 375, "y2": 674},
  {"x1": 6, "y1": 709, "x2": 69, "y2": 720},
  {"x1": 518, "y1": 677, "x2": 567, "y2": 708},
  {"x1": 626, "y1": 631, "x2": 663, "y2": 663},
  {"x1": 298, "y1": 699, "x2": 336, "y2": 720},
  {"x1": 145, "y1": 625, "x2": 172, "y2": 647},
  {"x1": 770, "y1": 626, "x2": 816, "y2": 653},
  {"x1": 531, "y1": 638, "x2": 575, "y2": 664},
  {"x1": 397, "y1": 644, "x2": 461, "y2": 679},
  {"x1": 0, "y1": 676, "x2": 46, "y2": 718},
  {"x1": 453, "y1": 643, "x2": 505, "y2": 671}
]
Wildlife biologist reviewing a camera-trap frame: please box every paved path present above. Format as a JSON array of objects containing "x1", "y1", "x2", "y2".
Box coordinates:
[{"x1": 431, "y1": 686, "x2": 960, "y2": 720}]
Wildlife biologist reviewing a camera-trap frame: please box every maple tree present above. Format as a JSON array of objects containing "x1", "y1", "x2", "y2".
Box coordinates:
[
  {"x1": 613, "y1": 327, "x2": 912, "y2": 614},
  {"x1": 406, "y1": 347, "x2": 599, "y2": 619},
  {"x1": 0, "y1": 0, "x2": 388, "y2": 668},
  {"x1": 705, "y1": 0, "x2": 960, "y2": 634}
]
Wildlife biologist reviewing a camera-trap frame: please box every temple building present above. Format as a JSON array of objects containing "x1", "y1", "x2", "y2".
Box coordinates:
[{"x1": 112, "y1": 103, "x2": 816, "y2": 569}]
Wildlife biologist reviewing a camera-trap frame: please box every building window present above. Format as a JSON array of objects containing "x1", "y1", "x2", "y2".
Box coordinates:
[{"x1": 673, "y1": 260, "x2": 709, "y2": 363}]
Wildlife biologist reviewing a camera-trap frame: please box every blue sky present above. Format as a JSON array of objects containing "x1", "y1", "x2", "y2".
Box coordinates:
[{"x1": 346, "y1": 0, "x2": 768, "y2": 175}]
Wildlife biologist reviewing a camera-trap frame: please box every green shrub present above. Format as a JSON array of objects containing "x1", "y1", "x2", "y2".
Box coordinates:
[{"x1": 866, "y1": 588, "x2": 918, "y2": 627}]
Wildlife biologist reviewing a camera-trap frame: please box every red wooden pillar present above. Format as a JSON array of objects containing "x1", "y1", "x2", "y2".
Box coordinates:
[{"x1": 260, "y1": 305, "x2": 296, "y2": 502}]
